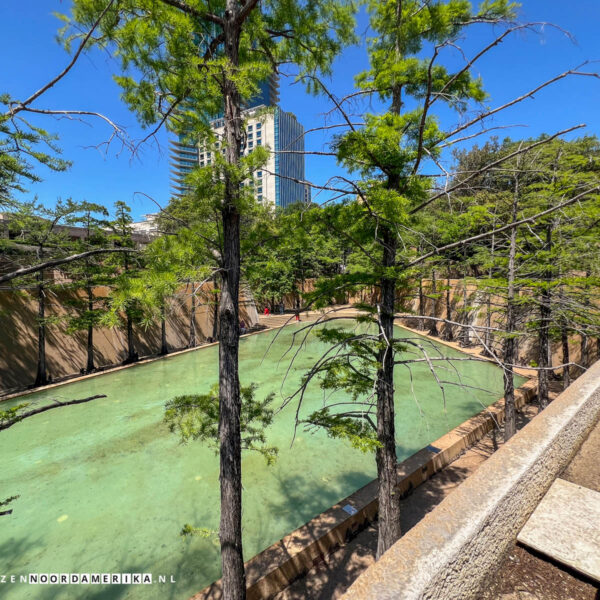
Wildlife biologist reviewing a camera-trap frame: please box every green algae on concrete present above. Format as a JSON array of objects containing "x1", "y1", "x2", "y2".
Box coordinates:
[{"x1": 0, "y1": 322, "x2": 524, "y2": 599}]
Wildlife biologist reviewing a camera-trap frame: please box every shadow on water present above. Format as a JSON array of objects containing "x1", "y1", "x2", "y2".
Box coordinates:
[{"x1": 0, "y1": 532, "x2": 44, "y2": 573}]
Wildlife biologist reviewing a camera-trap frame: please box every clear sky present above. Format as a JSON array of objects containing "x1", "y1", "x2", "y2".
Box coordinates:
[{"x1": 2, "y1": 1, "x2": 599, "y2": 220}]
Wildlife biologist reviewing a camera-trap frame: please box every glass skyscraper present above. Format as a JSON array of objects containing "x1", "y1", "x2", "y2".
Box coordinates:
[{"x1": 169, "y1": 74, "x2": 308, "y2": 209}]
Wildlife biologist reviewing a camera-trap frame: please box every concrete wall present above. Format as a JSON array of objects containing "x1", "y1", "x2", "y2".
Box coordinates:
[
  {"x1": 343, "y1": 359, "x2": 600, "y2": 600},
  {"x1": 0, "y1": 283, "x2": 258, "y2": 395},
  {"x1": 282, "y1": 277, "x2": 598, "y2": 373}
]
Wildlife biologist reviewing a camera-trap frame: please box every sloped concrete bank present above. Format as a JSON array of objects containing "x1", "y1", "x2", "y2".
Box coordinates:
[
  {"x1": 193, "y1": 377, "x2": 537, "y2": 600},
  {"x1": 343, "y1": 359, "x2": 600, "y2": 600}
]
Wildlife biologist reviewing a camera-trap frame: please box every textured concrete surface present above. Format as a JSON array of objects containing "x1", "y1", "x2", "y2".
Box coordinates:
[
  {"x1": 274, "y1": 408, "x2": 539, "y2": 600},
  {"x1": 562, "y1": 417, "x2": 600, "y2": 493},
  {"x1": 481, "y1": 417, "x2": 600, "y2": 600},
  {"x1": 342, "y1": 359, "x2": 600, "y2": 600},
  {"x1": 518, "y1": 478, "x2": 600, "y2": 582}
]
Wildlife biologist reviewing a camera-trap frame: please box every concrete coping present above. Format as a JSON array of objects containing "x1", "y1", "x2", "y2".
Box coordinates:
[{"x1": 342, "y1": 359, "x2": 600, "y2": 600}]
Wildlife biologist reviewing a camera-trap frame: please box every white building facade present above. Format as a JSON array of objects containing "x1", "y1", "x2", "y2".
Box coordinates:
[{"x1": 198, "y1": 106, "x2": 307, "y2": 209}]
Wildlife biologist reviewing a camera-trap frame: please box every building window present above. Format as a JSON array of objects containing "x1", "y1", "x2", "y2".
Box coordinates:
[
  {"x1": 257, "y1": 171, "x2": 262, "y2": 177},
  {"x1": 200, "y1": 161, "x2": 204, "y2": 167},
  {"x1": 248, "y1": 133, "x2": 253, "y2": 140},
  {"x1": 256, "y1": 122, "x2": 262, "y2": 129},
  {"x1": 256, "y1": 130, "x2": 262, "y2": 139},
  {"x1": 258, "y1": 195, "x2": 263, "y2": 201},
  {"x1": 257, "y1": 187, "x2": 263, "y2": 193},
  {"x1": 248, "y1": 124, "x2": 253, "y2": 131},
  {"x1": 257, "y1": 139, "x2": 262, "y2": 146}
]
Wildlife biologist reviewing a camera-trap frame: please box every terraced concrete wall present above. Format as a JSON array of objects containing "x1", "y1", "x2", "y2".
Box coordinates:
[
  {"x1": 343, "y1": 359, "x2": 600, "y2": 600},
  {"x1": 0, "y1": 283, "x2": 258, "y2": 395}
]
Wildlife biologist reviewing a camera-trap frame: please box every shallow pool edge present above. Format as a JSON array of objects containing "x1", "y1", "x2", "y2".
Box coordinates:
[{"x1": 192, "y1": 375, "x2": 538, "y2": 600}]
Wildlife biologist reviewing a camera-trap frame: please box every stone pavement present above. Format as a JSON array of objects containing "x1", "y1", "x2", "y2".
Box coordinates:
[
  {"x1": 517, "y1": 478, "x2": 600, "y2": 582},
  {"x1": 482, "y1": 418, "x2": 600, "y2": 600}
]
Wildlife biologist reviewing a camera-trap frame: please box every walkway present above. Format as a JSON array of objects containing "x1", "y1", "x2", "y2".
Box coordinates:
[
  {"x1": 274, "y1": 406, "x2": 541, "y2": 600},
  {"x1": 481, "y1": 419, "x2": 600, "y2": 600}
]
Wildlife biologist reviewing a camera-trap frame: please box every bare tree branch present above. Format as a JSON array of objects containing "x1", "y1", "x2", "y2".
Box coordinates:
[
  {"x1": 0, "y1": 248, "x2": 137, "y2": 284},
  {"x1": 6, "y1": 0, "x2": 117, "y2": 118},
  {"x1": 1, "y1": 395, "x2": 107, "y2": 431}
]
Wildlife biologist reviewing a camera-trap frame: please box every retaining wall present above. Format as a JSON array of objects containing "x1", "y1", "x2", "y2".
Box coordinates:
[
  {"x1": 0, "y1": 283, "x2": 258, "y2": 395},
  {"x1": 343, "y1": 359, "x2": 600, "y2": 600}
]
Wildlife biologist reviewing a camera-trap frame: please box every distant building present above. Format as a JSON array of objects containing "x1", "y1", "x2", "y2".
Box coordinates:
[
  {"x1": 169, "y1": 74, "x2": 309, "y2": 209},
  {"x1": 304, "y1": 184, "x2": 312, "y2": 205},
  {"x1": 131, "y1": 213, "x2": 160, "y2": 237},
  {"x1": 0, "y1": 212, "x2": 154, "y2": 247},
  {"x1": 169, "y1": 73, "x2": 279, "y2": 198},
  {"x1": 199, "y1": 106, "x2": 306, "y2": 209}
]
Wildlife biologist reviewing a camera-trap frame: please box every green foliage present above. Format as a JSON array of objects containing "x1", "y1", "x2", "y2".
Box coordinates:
[
  {"x1": 292, "y1": 0, "x2": 520, "y2": 461},
  {"x1": 0, "y1": 403, "x2": 30, "y2": 430},
  {"x1": 303, "y1": 408, "x2": 381, "y2": 453},
  {"x1": 62, "y1": 0, "x2": 357, "y2": 143},
  {"x1": 164, "y1": 384, "x2": 278, "y2": 465},
  {"x1": 179, "y1": 524, "x2": 218, "y2": 541},
  {"x1": 244, "y1": 203, "x2": 347, "y2": 308}
]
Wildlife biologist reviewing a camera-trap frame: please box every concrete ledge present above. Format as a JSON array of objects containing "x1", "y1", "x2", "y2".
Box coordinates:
[
  {"x1": 192, "y1": 379, "x2": 537, "y2": 600},
  {"x1": 343, "y1": 359, "x2": 600, "y2": 600}
]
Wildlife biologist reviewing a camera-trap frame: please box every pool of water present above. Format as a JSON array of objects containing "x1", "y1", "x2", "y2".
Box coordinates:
[{"x1": 0, "y1": 321, "x2": 524, "y2": 599}]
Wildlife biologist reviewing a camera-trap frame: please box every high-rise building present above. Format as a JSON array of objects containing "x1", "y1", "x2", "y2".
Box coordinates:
[{"x1": 169, "y1": 74, "x2": 308, "y2": 209}]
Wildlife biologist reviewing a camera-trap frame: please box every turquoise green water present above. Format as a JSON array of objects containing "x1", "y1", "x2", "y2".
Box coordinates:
[{"x1": 1, "y1": 322, "x2": 524, "y2": 599}]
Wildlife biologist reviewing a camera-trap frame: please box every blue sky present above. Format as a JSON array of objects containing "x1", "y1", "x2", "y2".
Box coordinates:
[{"x1": 2, "y1": 1, "x2": 599, "y2": 220}]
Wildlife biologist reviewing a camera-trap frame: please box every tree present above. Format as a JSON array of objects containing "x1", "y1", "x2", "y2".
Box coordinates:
[
  {"x1": 7, "y1": 198, "x2": 85, "y2": 386},
  {"x1": 287, "y1": 0, "x2": 600, "y2": 558},
  {"x1": 451, "y1": 136, "x2": 600, "y2": 429},
  {"x1": 62, "y1": 202, "x2": 112, "y2": 373},
  {"x1": 107, "y1": 201, "x2": 142, "y2": 364},
  {"x1": 63, "y1": 2, "x2": 356, "y2": 596}
]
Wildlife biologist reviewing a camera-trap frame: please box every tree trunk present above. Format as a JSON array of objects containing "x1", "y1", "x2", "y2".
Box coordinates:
[
  {"x1": 427, "y1": 269, "x2": 438, "y2": 337},
  {"x1": 580, "y1": 334, "x2": 588, "y2": 370},
  {"x1": 561, "y1": 323, "x2": 570, "y2": 390},
  {"x1": 160, "y1": 303, "x2": 168, "y2": 356},
  {"x1": 503, "y1": 179, "x2": 519, "y2": 442},
  {"x1": 459, "y1": 273, "x2": 471, "y2": 347},
  {"x1": 34, "y1": 270, "x2": 48, "y2": 387},
  {"x1": 538, "y1": 298, "x2": 551, "y2": 408},
  {"x1": 375, "y1": 224, "x2": 401, "y2": 559},
  {"x1": 125, "y1": 312, "x2": 137, "y2": 363},
  {"x1": 86, "y1": 284, "x2": 95, "y2": 373},
  {"x1": 538, "y1": 223, "x2": 553, "y2": 409},
  {"x1": 189, "y1": 283, "x2": 197, "y2": 348},
  {"x1": 212, "y1": 289, "x2": 220, "y2": 341},
  {"x1": 481, "y1": 293, "x2": 493, "y2": 357},
  {"x1": 482, "y1": 232, "x2": 496, "y2": 358},
  {"x1": 219, "y1": 8, "x2": 245, "y2": 598},
  {"x1": 442, "y1": 275, "x2": 453, "y2": 341},
  {"x1": 417, "y1": 277, "x2": 425, "y2": 330}
]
